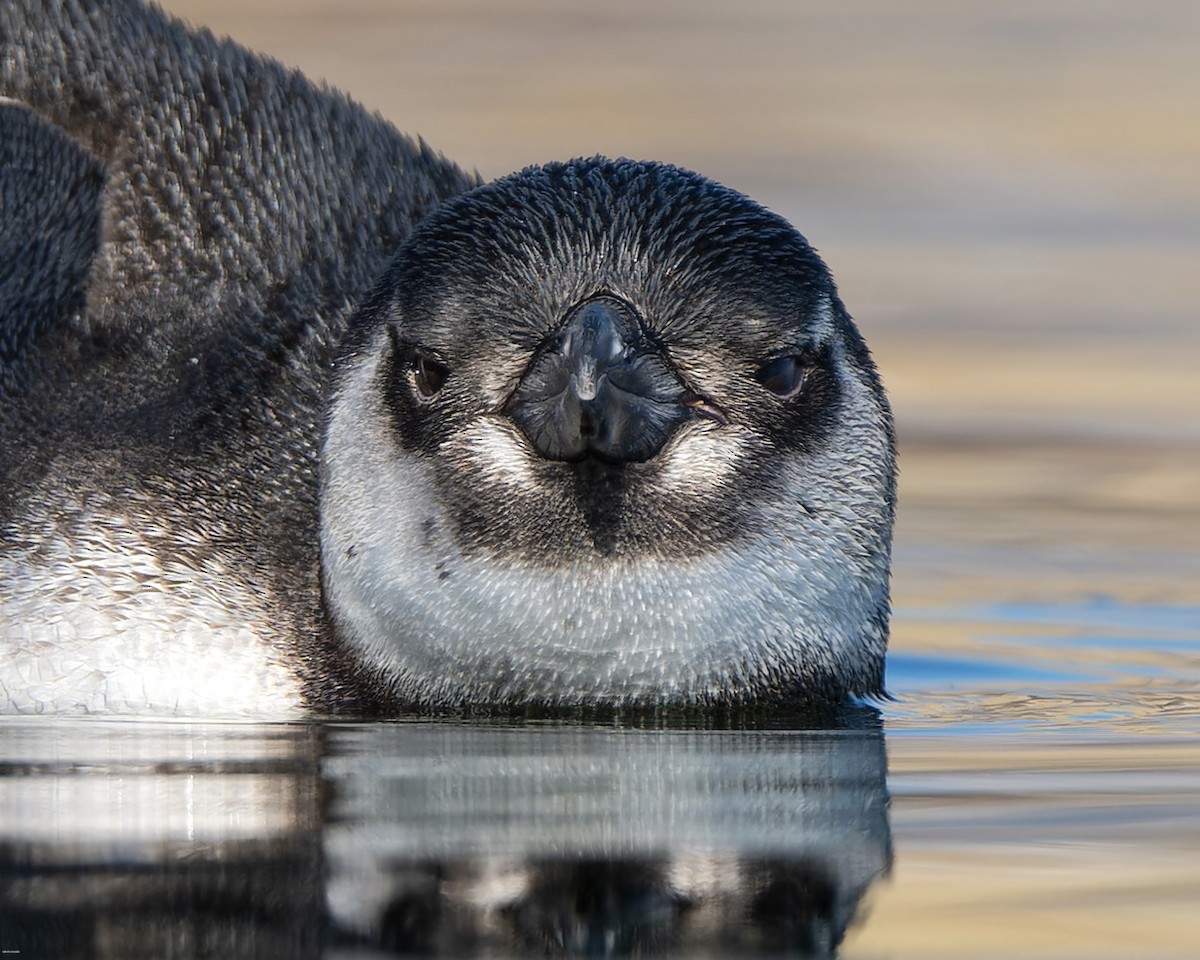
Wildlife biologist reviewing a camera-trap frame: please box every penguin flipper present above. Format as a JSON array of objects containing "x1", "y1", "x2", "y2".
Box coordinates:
[{"x1": 0, "y1": 0, "x2": 474, "y2": 350}]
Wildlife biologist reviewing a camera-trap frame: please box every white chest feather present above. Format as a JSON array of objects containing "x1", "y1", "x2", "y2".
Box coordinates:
[{"x1": 0, "y1": 511, "x2": 305, "y2": 717}]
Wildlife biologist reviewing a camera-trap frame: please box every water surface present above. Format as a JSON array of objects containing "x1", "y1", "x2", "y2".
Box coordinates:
[{"x1": 2, "y1": 605, "x2": 1197, "y2": 958}]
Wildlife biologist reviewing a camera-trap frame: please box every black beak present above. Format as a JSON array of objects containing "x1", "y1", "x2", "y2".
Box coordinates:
[{"x1": 505, "y1": 295, "x2": 722, "y2": 464}]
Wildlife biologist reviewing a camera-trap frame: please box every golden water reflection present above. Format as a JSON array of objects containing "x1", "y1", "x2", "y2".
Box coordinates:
[
  {"x1": 3, "y1": 714, "x2": 1197, "y2": 957},
  {"x1": 849, "y1": 733, "x2": 1200, "y2": 959}
]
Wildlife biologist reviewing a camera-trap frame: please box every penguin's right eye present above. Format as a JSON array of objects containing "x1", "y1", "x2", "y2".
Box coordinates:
[{"x1": 410, "y1": 354, "x2": 450, "y2": 402}]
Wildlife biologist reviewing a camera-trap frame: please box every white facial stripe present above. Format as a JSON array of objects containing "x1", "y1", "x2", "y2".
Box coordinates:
[
  {"x1": 655, "y1": 421, "x2": 751, "y2": 494},
  {"x1": 459, "y1": 418, "x2": 537, "y2": 488},
  {"x1": 809, "y1": 295, "x2": 838, "y2": 342}
]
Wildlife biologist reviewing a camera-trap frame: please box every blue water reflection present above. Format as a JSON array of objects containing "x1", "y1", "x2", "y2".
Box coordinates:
[
  {"x1": 886, "y1": 601, "x2": 1200, "y2": 735},
  {"x1": 887, "y1": 652, "x2": 1077, "y2": 688}
]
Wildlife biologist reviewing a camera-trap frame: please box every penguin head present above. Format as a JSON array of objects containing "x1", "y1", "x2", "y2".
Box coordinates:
[{"x1": 320, "y1": 157, "x2": 895, "y2": 708}]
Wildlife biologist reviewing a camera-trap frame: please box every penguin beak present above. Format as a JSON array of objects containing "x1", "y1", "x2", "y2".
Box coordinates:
[{"x1": 504, "y1": 295, "x2": 724, "y2": 464}]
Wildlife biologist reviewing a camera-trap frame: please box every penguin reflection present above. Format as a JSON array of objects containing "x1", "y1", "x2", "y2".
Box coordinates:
[
  {"x1": 324, "y1": 722, "x2": 891, "y2": 957},
  {"x1": 369, "y1": 856, "x2": 852, "y2": 957},
  {"x1": 0, "y1": 721, "x2": 890, "y2": 958}
]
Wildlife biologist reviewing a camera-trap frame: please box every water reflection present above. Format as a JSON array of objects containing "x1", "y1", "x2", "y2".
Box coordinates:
[
  {"x1": 324, "y1": 722, "x2": 890, "y2": 956},
  {"x1": 0, "y1": 718, "x2": 890, "y2": 958},
  {"x1": 0, "y1": 721, "x2": 324, "y2": 958}
]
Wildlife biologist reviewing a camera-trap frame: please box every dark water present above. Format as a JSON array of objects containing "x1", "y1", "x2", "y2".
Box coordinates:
[{"x1": 2, "y1": 602, "x2": 1197, "y2": 958}]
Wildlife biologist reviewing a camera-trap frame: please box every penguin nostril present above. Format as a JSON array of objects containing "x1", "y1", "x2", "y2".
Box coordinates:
[{"x1": 683, "y1": 394, "x2": 729, "y2": 425}]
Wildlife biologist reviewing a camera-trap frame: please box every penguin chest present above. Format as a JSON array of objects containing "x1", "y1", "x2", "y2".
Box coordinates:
[{"x1": 0, "y1": 512, "x2": 307, "y2": 717}]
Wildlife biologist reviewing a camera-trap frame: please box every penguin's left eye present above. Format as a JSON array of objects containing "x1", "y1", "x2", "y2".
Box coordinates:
[
  {"x1": 410, "y1": 354, "x2": 450, "y2": 401},
  {"x1": 754, "y1": 355, "x2": 807, "y2": 399}
]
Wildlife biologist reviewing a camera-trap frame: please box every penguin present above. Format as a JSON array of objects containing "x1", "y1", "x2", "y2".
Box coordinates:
[{"x1": 0, "y1": 0, "x2": 895, "y2": 716}]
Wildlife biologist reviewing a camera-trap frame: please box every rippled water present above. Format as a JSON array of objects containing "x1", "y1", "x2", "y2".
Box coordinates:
[{"x1": 873, "y1": 601, "x2": 1200, "y2": 959}]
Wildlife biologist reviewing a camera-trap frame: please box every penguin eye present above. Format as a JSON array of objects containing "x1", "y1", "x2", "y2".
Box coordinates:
[
  {"x1": 410, "y1": 354, "x2": 450, "y2": 402},
  {"x1": 754, "y1": 355, "x2": 808, "y2": 399}
]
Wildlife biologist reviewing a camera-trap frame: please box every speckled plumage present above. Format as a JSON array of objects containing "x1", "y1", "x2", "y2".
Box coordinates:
[
  {"x1": 0, "y1": 0, "x2": 895, "y2": 716},
  {"x1": 0, "y1": 0, "x2": 475, "y2": 714}
]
